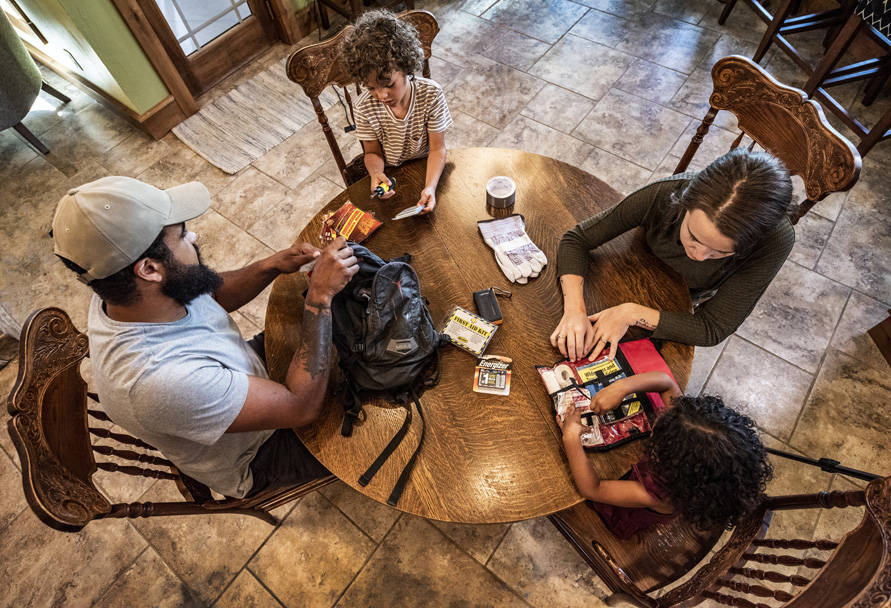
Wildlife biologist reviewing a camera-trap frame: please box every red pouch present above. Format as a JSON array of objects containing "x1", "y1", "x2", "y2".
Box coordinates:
[{"x1": 537, "y1": 338, "x2": 675, "y2": 451}]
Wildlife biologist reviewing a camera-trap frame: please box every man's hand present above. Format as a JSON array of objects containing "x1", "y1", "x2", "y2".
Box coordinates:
[
  {"x1": 370, "y1": 172, "x2": 395, "y2": 199},
  {"x1": 306, "y1": 237, "x2": 359, "y2": 304},
  {"x1": 271, "y1": 242, "x2": 320, "y2": 274},
  {"x1": 417, "y1": 186, "x2": 436, "y2": 214}
]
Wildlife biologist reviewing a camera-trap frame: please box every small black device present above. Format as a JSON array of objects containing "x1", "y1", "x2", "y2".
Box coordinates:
[{"x1": 472, "y1": 287, "x2": 511, "y2": 325}]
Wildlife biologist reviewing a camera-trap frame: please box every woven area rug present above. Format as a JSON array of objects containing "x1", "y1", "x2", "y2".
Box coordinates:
[{"x1": 172, "y1": 59, "x2": 337, "y2": 174}]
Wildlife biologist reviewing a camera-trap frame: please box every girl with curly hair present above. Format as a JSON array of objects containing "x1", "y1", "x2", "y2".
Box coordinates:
[
  {"x1": 557, "y1": 371, "x2": 772, "y2": 538},
  {"x1": 341, "y1": 10, "x2": 452, "y2": 213}
]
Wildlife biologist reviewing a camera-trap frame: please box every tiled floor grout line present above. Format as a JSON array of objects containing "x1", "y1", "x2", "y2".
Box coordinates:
[
  {"x1": 241, "y1": 565, "x2": 289, "y2": 608},
  {"x1": 91, "y1": 545, "x2": 154, "y2": 607},
  {"x1": 125, "y1": 517, "x2": 212, "y2": 606},
  {"x1": 200, "y1": 498, "x2": 304, "y2": 605},
  {"x1": 692, "y1": 338, "x2": 729, "y2": 397},
  {"x1": 423, "y1": 520, "x2": 540, "y2": 608},
  {"x1": 731, "y1": 331, "x2": 818, "y2": 383},
  {"x1": 330, "y1": 511, "x2": 402, "y2": 607},
  {"x1": 0, "y1": 503, "x2": 24, "y2": 544},
  {"x1": 321, "y1": 490, "x2": 395, "y2": 548},
  {"x1": 811, "y1": 190, "x2": 849, "y2": 272},
  {"x1": 783, "y1": 287, "x2": 855, "y2": 448},
  {"x1": 483, "y1": 519, "x2": 515, "y2": 568}
]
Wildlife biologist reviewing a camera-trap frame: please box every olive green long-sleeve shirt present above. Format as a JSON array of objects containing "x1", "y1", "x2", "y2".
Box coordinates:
[{"x1": 557, "y1": 175, "x2": 795, "y2": 347}]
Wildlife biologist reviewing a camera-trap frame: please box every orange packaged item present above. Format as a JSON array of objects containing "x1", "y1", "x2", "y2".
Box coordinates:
[{"x1": 319, "y1": 201, "x2": 381, "y2": 245}]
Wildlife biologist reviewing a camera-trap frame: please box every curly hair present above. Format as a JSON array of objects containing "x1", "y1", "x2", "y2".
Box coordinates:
[
  {"x1": 666, "y1": 148, "x2": 794, "y2": 255},
  {"x1": 648, "y1": 395, "x2": 773, "y2": 531},
  {"x1": 341, "y1": 9, "x2": 424, "y2": 85}
]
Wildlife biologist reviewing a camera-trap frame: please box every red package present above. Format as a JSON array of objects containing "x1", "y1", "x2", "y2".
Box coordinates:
[
  {"x1": 536, "y1": 338, "x2": 675, "y2": 451},
  {"x1": 319, "y1": 202, "x2": 381, "y2": 245}
]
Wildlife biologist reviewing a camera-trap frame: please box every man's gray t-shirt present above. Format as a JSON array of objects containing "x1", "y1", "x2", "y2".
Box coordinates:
[{"x1": 88, "y1": 293, "x2": 273, "y2": 498}]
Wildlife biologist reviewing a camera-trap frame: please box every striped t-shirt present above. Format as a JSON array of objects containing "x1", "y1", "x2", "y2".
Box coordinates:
[{"x1": 354, "y1": 76, "x2": 452, "y2": 167}]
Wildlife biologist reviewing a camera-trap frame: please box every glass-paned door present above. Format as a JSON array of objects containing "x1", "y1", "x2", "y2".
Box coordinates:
[
  {"x1": 156, "y1": 0, "x2": 254, "y2": 56},
  {"x1": 143, "y1": 0, "x2": 278, "y2": 97}
]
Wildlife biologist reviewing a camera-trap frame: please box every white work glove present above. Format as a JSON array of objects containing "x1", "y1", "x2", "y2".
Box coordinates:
[
  {"x1": 478, "y1": 215, "x2": 548, "y2": 283},
  {"x1": 490, "y1": 243, "x2": 522, "y2": 283}
]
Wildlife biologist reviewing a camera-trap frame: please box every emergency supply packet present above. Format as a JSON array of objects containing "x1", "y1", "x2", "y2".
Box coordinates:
[
  {"x1": 536, "y1": 338, "x2": 673, "y2": 451},
  {"x1": 440, "y1": 306, "x2": 497, "y2": 356},
  {"x1": 319, "y1": 201, "x2": 381, "y2": 245}
]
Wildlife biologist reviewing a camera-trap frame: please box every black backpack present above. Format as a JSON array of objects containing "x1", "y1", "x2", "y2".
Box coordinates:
[{"x1": 330, "y1": 243, "x2": 440, "y2": 506}]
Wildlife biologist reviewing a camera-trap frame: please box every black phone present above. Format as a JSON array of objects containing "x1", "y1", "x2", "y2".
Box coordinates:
[{"x1": 473, "y1": 288, "x2": 503, "y2": 325}]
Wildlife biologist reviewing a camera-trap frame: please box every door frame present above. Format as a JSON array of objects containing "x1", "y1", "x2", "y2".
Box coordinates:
[{"x1": 110, "y1": 0, "x2": 304, "y2": 120}]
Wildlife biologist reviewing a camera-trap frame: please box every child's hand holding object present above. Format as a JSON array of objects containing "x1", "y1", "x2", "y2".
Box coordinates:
[
  {"x1": 370, "y1": 173, "x2": 395, "y2": 199},
  {"x1": 589, "y1": 381, "x2": 628, "y2": 414},
  {"x1": 556, "y1": 405, "x2": 585, "y2": 440}
]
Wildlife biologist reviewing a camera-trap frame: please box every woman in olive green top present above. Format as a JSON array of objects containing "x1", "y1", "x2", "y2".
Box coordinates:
[{"x1": 552, "y1": 149, "x2": 795, "y2": 361}]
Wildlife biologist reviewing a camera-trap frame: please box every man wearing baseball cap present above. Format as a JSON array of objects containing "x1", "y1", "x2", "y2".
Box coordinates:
[{"x1": 52, "y1": 176, "x2": 358, "y2": 498}]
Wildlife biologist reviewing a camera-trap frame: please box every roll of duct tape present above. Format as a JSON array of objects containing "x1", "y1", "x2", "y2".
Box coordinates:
[{"x1": 486, "y1": 176, "x2": 516, "y2": 208}]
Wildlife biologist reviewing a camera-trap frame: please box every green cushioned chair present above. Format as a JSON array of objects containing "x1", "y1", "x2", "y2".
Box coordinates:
[{"x1": 0, "y1": 10, "x2": 69, "y2": 154}]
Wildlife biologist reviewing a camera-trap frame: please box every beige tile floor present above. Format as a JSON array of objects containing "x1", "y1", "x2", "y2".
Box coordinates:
[{"x1": 2, "y1": 0, "x2": 890, "y2": 605}]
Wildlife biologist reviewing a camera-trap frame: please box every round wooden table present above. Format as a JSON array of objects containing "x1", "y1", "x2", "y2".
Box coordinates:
[{"x1": 265, "y1": 148, "x2": 693, "y2": 524}]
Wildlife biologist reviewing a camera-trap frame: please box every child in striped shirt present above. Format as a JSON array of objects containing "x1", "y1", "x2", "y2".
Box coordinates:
[{"x1": 342, "y1": 10, "x2": 452, "y2": 213}]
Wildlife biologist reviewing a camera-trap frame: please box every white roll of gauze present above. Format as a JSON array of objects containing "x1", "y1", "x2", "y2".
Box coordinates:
[
  {"x1": 541, "y1": 369, "x2": 562, "y2": 395},
  {"x1": 554, "y1": 363, "x2": 575, "y2": 388}
]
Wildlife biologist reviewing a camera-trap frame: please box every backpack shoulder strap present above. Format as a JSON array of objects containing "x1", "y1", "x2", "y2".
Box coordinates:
[
  {"x1": 341, "y1": 379, "x2": 363, "y2": 437},
  {"x1": 356, "y1": 386, "x2": 427, "y2": 507},
  {"x1": 357, "y1": 395, "x2": 413, "y2": 487},
  {"x1": 387, "y1": 386, "x2": 426, "y2": 507}
]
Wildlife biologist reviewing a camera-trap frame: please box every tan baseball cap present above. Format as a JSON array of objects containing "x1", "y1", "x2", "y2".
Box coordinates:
[{"x1": 52, "y1": 176, "x2": 210, "y2": 283}]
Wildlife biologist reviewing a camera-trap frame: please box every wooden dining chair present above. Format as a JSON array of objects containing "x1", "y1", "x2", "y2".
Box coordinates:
[
  {"x1": 673, "y1": 55, "x2": 861, "y2": 224},
  {"x1": 556, "y1": 475, "x2": 891, "y2": 608},
  {"x1": 286, "y1": 9, "x2": 439, "y2": 187},
  {"x1": 718, "y1": 0, "x2": 803, "y2": 30},
  {"x1": 749, "y1": 0, "x2": 858, "y2": 67},
  {"x1": 315, "y1": 0, "x2": 416, "y2": 31},
  {"x1": 801, "y1": 6, "x2": 891, "y2": 158},
  {"x1": 550, "y1": 503, "x2": 724, "y2": 600},
  {"x1": 6, "y1": 307, "x2": 335, "y2": 533}
]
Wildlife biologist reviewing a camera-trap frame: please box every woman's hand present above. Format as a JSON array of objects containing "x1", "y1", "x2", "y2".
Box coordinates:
[
  {"x1": 556, "y1": 406, "x2": 585, "y2": 441},
  {"x1": 587, "y1": 304, "x2": 633, "y2": 361},
  {"x1": 370, "y1": 172, "x2": 395, "y2": 199},
  {"x1": 551, "y1": 310, "x2": 596, "y2": 362},
  {"x1": 589, "y1": 303, "x2": 660, "y2": 360}
]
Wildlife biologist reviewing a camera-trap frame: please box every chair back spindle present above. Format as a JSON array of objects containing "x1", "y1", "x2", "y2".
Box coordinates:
[{"x1": 588, "y1": 477, "x2": 891, "y2": 608}]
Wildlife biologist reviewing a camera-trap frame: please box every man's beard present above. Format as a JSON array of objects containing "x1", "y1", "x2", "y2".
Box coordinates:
[{"x1": 161, "y1": 245, "x2": 224, "y2": 306}]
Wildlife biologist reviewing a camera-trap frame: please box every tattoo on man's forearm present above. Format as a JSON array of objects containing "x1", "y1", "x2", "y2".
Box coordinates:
[
  {"x1": 293, "y1": 301, "x2": 331, "y2": 380},
  {"x1": 635, "y1": 318, "x2": 656, "y2": 331}
]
